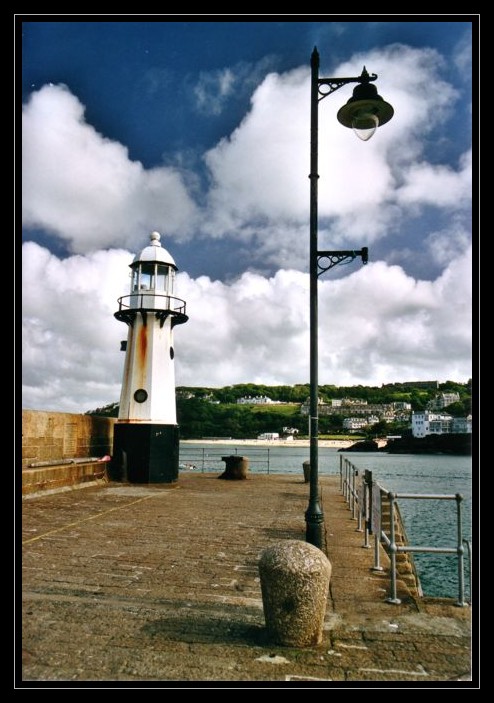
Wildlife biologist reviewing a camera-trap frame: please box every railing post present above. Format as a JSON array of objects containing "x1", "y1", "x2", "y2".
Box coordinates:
[
  {"x1": 385, "y1": 491, "x2": 401, "y2": 604},
  {"x1": 371, "y1": 482, "x2": 384, "y2": 570},
  {"x1": 339, "y1": 454, "x2": 343, "y2": 491},
  {"x1": 346, "y1": 459, "x2": 350, "y2": 501},
  {"x1": 343, "y1": 457, "x2": 348, "y2": 500},
  {"x1": 455, "y1": 493, "x2": 467, "y2": 607},
  {"x1": 346, "y1": 461, "x2": 352, "y2": 505},
  {"x1": 363, "y1": 470, "x2": 372, "y2": 548},
  {"x1": 356, "y1": 473, "x2": 363, "y2": 532},
  {"x1": 350, "y1": 465, "x2": 354, "y2": 514},
  {"x1": 352, "y1": 468, "x2": 358, "y2": 520},
  {"x1": 463, "y1": 538, "x2": 471, "y2": 605}
]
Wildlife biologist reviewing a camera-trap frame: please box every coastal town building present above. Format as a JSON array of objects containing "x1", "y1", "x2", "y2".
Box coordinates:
[
  {"x1": 342, "y1": 416, "x2": 380, "y2": 431},
  {"x1": 301, "y1": 399, "x2": 411, "y2": 422},
  {"x1": 411, "y1": 411, "x2": 472, "y2": 438},
  {"x1": 427, "y1": 392, "x2": 461, "y2": 410},
  {"x1": 237, "y1": 396, "x2": 279, "y2": 405}
]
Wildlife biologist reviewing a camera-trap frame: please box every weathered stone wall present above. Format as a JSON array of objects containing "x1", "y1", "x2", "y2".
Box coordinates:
[{"x1": 22, "y1": 410, "x2": 116, "y2": 470}]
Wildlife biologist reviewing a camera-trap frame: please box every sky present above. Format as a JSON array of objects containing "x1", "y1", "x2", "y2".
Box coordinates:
[{"x1": 19, "y1": 16, "x2": 477, "y2": 413}]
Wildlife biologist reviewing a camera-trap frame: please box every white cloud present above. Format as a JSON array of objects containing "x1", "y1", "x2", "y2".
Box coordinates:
[
  {"x1": 22, "y1": 84, "x2": 199, "y2": 254},
  {"x1": 201, "y1": 43, "x2": 470, "y2": 260},
  {"x1": 22, "y1": 242, "x2": 130, "y2": 412},
  {"x1": 396, "y1": 149, "x2": 472, "y2": 208},
  {"x1": 453, "y1": 28, "x2": 473, "y2": 76},
  {"x1": 21, "y1": 42, "x2": 473, "y2": 411},
  {"x1": 315, "y1": 249, "x2": 472, "y2": 385},
  {"x1": 22, "y1": 240, "x2": 471, "y2": 413},
  {"x1": 425, "y1": 217, "x2": 472, "y2": 268},
  {"x1": 22, "y1": 44, "x2": 471, "y2": 274}
]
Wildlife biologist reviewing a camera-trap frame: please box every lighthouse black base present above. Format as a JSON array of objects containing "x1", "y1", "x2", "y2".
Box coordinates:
[{"x1": 111, "y1": 423, "x2": 180, "y2": 484}]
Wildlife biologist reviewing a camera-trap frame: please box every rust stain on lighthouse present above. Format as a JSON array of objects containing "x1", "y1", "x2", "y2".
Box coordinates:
[{"x1": 137, "y1": 318, "x2": 148, "y2": 372}]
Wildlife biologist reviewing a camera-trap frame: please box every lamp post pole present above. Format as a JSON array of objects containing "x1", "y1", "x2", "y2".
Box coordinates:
[
  {"x1": 306, "y1": 47, "x2": 324, "y2": 548},
  {"x1": 305, "y1": 47, "x2": 394, "y2": 550}
]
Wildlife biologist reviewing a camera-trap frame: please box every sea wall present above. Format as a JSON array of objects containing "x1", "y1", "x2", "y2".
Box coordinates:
[{"x1": 22, "y1": 409, "x2": 116, "y2": 469}]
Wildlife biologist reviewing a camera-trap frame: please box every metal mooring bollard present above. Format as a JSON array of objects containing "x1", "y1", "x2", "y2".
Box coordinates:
[
  {"x1": 218, "y1": 455, "x2": 249, "y2": 480},
  {"x1": 258, "y1": 540, "x2": 332, "y2": 647}
]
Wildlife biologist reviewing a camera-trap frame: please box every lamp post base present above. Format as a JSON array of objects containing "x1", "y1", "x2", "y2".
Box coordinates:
[{"x1": 305, "y1": 510, "x2": 326, "y2": 552}]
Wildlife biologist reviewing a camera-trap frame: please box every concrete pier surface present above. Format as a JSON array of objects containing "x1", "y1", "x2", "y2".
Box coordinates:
[{"x1": 19, "y1": 473, "x2": 475, "y2": 687}]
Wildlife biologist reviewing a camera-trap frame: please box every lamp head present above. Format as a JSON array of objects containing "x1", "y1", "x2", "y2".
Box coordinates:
[{"x1": 337, "y1": 78, "x2": 394, "y2": 141}]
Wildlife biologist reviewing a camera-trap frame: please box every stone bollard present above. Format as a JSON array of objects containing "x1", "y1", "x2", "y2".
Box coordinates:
[
  {"x1": 258, "y1": 540, "x2": 332, "y2": 647},
  {"x1": 218, "y1": 455, "x2": 249, "y2": 480},
  {"x1": 303, "y1": 460, "x2": 311, "y2": 483}
]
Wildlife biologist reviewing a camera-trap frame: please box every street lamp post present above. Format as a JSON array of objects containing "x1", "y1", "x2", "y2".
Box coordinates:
[{"x1": 306, "y1": 47, "x2": 394, "y2": 549}]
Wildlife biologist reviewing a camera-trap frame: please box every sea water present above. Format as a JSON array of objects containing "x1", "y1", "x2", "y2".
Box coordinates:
[{"x1": 179, "y1": 442, "x2": 473, "y2": 600}]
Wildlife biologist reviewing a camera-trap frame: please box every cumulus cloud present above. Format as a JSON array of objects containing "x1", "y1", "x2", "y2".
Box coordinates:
[
  {"x1": 200, "y1": 43, "x2": 471, "y2": 264},
  {"x1": 396, "y1": 149, "x2": 472, "y2": 207},
  {"x1": 21, "y1": 42, "x2": 473, "y2": 411},
  {"x1": 22, "y1": 243, "x2": 130, "y2": 412},
  {"x1": 22, "y1": 241, "x2": 472, "y2": 412},
  {"x1": 315, "y1": 249, "x2": 472, "y2": 385},
  {"x1": 425, "y1": 217, "x2": 472, "y2": 268},
  {"x1": 22, "y1": 84, "x2": 199, "y2": 254},
  {"x1": 22, "y1": 44, "x2": 472, "y2": 281}
]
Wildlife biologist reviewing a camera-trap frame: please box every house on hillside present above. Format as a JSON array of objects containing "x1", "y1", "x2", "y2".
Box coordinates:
[{"x1": 411, "y1": 411, "x2": 472, "y2": 438}]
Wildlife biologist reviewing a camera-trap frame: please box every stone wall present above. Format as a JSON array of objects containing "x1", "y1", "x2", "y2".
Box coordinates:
[{"x1": 22, "y1": 410, "x2": 116, "y2": 470}]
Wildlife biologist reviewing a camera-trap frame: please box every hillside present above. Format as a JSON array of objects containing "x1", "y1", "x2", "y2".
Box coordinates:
[{"x1": 86, "y1": 381, "x2": 472, "y2": 441}]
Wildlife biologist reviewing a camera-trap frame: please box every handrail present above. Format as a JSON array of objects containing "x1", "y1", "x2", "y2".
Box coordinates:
[
  {"x1": 116, "y1": 293, "x2": 187, "y2": 315},
  {"x1": 339, "y1": 457, "x2": 471, "y2": 607}
]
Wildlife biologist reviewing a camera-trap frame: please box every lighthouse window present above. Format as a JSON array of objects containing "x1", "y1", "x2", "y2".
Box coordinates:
[
  {"x1": 140, "y1": 263, "x2": 154, "y2": 290},
  {"x1": 156, "y1": 264, "x2": 168, "y2": 292},
  {"x1": 170, "y1": 346, "x2": 174, "y2": 359},
  {"x1": 131, "y1": 269, "x2": 139, "y2": 292},
  {"x1": 134, "y1": 388, "x2": 148, "y2": 403}
]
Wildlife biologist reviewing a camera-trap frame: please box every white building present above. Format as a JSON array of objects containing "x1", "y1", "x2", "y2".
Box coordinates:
[
  {"x1": 428, "y1": 392, "x2": 460, "y2": 410},
  {"x1": 257, "y1": 432, "x2": 280, "y2": 440},
  {"x1": 342, "y1": 416, "x2": 379, "y2": 431},
  {"x1": 452, "y1": 416, "x2": 473, "y2": 433},
  {"x1": 412, "y1": 411, "x2": 453, "y2": 437},
  {"x1": 332, "y1": 398, "x2": 367, "y2": 407},
  {"x1": 237, "y1": 396, "x2": 276, "y2": 405},
  {"x1": 392, "y1": 401, "x2": 412, "y2": 410},
  {"x1": 412, "y1": 411, "x2": 472, "y2": 437}
]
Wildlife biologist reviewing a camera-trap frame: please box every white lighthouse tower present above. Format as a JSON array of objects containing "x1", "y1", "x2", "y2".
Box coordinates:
[{"x1": 111, "y1": 231, "x2": 188, "y2": 483}]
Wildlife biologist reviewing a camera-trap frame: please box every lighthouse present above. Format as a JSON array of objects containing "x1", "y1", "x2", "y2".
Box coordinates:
[{"x1": 111, "y1": 231, "x2": 188, "y2": 483}]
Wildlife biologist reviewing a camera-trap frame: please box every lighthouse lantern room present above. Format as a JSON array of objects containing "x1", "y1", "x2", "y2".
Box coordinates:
[{"x1": 111, "y1": 231, "x2": 188, "y2": 483}]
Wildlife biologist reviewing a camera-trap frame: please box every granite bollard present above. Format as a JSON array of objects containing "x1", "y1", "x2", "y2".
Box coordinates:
[{"x1": 258, "y1": 540, "x2": 332, "y2": 647}]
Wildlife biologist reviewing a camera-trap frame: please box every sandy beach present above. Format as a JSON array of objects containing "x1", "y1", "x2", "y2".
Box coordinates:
[{"x1": 181, "y1": 438, "x2": 356, "y2": 448}]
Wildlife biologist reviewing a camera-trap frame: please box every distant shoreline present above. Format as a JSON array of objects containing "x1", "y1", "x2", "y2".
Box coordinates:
[{"x1": 181, "y1": 438, "x2": 356, "y2": 448}]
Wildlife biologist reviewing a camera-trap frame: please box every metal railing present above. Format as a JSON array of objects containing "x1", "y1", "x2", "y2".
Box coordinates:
[
  {"x1": 116, "y1": 293, "x2": 187, "y2": 315},
  {"x1": 179, "y1": 446, "x2": 272, "y2": 474},
  {"x1": 339, "y1": 456, "x2": 471, "y2": 607}
]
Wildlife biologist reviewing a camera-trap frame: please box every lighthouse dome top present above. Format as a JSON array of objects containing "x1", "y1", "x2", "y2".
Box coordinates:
[{"x1": 132, "y1": 231, "x2": 177, "y2": 268}]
